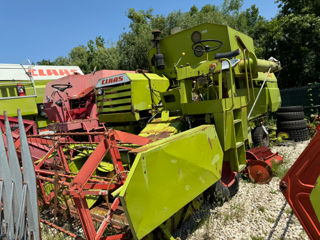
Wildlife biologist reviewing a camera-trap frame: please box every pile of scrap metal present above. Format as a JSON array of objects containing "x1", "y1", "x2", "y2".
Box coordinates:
[{"x1": 0, "y1": 23, "x2": 286, "y2": 240}]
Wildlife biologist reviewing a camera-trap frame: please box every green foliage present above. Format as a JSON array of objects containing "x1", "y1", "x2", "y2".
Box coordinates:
[
  {"x1": 37, "y1": 59, "x2": 54, "y2": 65},
  {"x1": 257, "y1": 13, "x2": 320, "y2": 88},
  {"x1": 271, "y1": 161, "x2": 290, "y2": 179},
  {"x1": 277, "y1": 0, "x2": 320, "y2": 16},
  {"x1": 69, "y1": 45, "x2": 90, "y2": 72}
]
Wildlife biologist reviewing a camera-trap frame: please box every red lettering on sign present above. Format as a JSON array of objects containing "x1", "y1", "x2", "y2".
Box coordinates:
[
  {"x1": 28, "y1": 69, "x2": 38, "y2": 76},
  {"x1": 32, "y1": 69, "x2": 38, "y2": 76},
  {"x1": 38, "y1": 69, "x2": 46, "y2": 76},
  {"x1": 100, "y1": 75, "x2": 126, "y2": 86},
  {"x1": 58, "y1": 69, "x2": 70, "y2": 75},
  {"x1": 46, "y1": 69, "x2": 59, "y2": 76}
]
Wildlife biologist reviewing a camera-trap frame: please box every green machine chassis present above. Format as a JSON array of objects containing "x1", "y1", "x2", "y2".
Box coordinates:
[{"x1": 94, "y1": 23, "x2": 282, "y2": 239}]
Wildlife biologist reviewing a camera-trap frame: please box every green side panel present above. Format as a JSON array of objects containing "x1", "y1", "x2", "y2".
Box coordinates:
[
  {"x1": 236, "y1": 72, "x2": 281, "y2": 119},
  {"x1": 227, "y1": 27, "x2": 255, "y2": 54},
  {"x1": 103, "y1": 90, "x2": 132, "y2": 99},
  {"x1": 104, "y1": 84, "x2": 131, "y2": 93},
  {"x1": 128, "y1": 73, "x2": 170, "y2": 111},
  {"x1": 161, "y1": 88, "x2": 181, "y2": 111},
  {"x1": 250, "y1": 88, "x2": 268, "y2": 119},
  {"x1": 97, "y1": 73, "x2": 169, "y2": 123},
  {"x1": 100, "y1": 105, "x2": 132, "y2": 113},
  {"x1": 266, "y1": 73, "x2": 281, "y2": 112},
  {"x1": 0, "y1": 79, "x2": 50, "y2": 105},
  {"x1": 0, "y1": 98, "x2": 38, "y2": 116},
  {"x1": 97, "y1": 98, "x2": 131, "y2": 107},
  {"x1": 213, "y1": 110, "x2": 235, "y2": 151},
  {"x1": 310, "y1": 176, "x2": 320, "y2": 222},
  {"x1": 28, "y1": 80, "x2": 51, "y2": 104},
  {"x1": 236, "y1": 87, "x2": 268, "y2": 119},
  {"x1": 128, "y1": 73, "x2": 152, "y2": 111},
  {"x1": 180, "y1": 96, "x2": 247, "y2": 115},
  {"x1": 120, "y1": 125, "x2": 223, "y2": 239}
]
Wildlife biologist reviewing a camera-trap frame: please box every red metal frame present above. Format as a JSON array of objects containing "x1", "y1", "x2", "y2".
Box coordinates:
[
  {"x1": 280, "y1": 127, "x2": 320, "y2": 239},
  {"x1": 0, "y1": 114, "x2": 37, "y2": 140},
  {"x1": 32, "y1": 129, "x2": 151, "y2": 239}
]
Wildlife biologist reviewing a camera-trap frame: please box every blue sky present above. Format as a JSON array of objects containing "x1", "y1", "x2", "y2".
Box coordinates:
[{"x1": 0, "y1": 1, "x2": 279, "y2": 64}]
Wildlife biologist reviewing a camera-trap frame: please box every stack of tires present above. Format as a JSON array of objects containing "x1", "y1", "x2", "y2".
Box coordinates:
[{"x1": 276, "y1": 106, "x2": 309, "y2": 142}]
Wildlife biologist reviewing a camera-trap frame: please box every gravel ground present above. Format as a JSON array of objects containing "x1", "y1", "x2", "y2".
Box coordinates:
[{"x1": 183, "y1": 140, "x2": 310, "y2": 240}]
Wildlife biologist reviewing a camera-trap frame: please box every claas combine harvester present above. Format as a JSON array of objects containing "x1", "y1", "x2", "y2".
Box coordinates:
[{"x1": 1, "y1": 23, "x2": 282, "y2": 240}]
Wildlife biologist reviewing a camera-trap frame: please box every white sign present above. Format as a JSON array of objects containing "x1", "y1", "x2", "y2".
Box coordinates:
[
  {"x1": 96, "y1": 73, "x2": 130, "y2": 88},
  {"x1": 0, "y1": 64, "x2": 83, "y2": 81}
]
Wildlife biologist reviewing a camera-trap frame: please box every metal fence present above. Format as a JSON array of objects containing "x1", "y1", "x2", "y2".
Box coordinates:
[
  {"x1": 0, "y1": 109, "x2": 40, "y2": 240},
  {"x1": 280, "y1": 83, "x2": 320, "y2": 115}
]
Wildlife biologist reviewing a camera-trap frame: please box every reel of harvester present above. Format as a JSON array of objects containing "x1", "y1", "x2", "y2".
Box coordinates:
[
  {"x1": 27, "y1": 124, "x2": 227, "y2": 240},
  {"x1": 32, "y1": 129, "x2": 151, "y2": 239}
]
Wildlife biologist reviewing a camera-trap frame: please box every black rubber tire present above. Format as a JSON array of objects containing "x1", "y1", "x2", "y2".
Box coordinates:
[
  {"x1": 205, "y1": 173, "x2": 239, "y2": 206},
  {"x1": 277, "y1": 119, "x2": 307, "y2": 131},
  {"x1": 252, "y1": 126, "x2": 270, "y2": 147},
  {"x1": 277, "y1": 106, "x2": 304, "y2": 112},
  {"x1": 276, "y1": 111, "x2": 305, "y2": 121},
  {"x1": 287, "y1": 128, "x2": 309, "y2": 142},
  {"x1": 228, "y1": 173, "x2": 240, "y2": 197}
]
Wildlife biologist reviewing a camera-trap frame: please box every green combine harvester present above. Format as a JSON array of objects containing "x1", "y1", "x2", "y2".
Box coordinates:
[
  {"x1": 18, "y1": 22, "x2": 282, "y2": 240},
  {"x1": 93, "y1": 23, "x2": 281, "y2": 239}
]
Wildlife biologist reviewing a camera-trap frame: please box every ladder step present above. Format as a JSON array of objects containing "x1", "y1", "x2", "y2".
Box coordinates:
[
  {"x1": 233, "y1": 119, "x2": 242, "y2": 124},
  {"x1": 236, "y1": 142, "x2": 244, "y2": 148}
]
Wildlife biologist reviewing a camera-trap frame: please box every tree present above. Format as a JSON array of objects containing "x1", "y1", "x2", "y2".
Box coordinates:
[
  {"x1": 276, "y1": 0, "x2": 320, "y2": 16},
  {"x1": 37, "y1": 59, "x2": 54, "y2": 65},
  {"x1": 69, "y1": 45, "x2": 90, "y2": 73},
  {"x1": 53, "y1": 56, "x2": 71, "y2": 66},
  {"x1": 257, "y1": 13, "x2": 320, "y2": 88},
  {"x1": 88, "y1": 37, "x2": 120, "y2": 70},
  {"x1": 117, "y1": 9, "x2": 154, "y2": 70}
]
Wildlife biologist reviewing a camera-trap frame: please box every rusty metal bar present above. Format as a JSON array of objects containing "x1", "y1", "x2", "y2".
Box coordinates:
[{"x1": 40, "y1": 218, "x2": 78, "y2": 238}]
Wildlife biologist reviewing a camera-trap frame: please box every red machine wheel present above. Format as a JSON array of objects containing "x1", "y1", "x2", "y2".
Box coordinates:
[{"x1": 247, "y1": 160, "x2": 272, "y2": 184}]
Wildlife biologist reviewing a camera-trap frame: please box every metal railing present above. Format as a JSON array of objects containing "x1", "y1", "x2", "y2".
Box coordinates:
[{"x1": 0, "y1": 109, "x2": 40, "y2": 239}]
